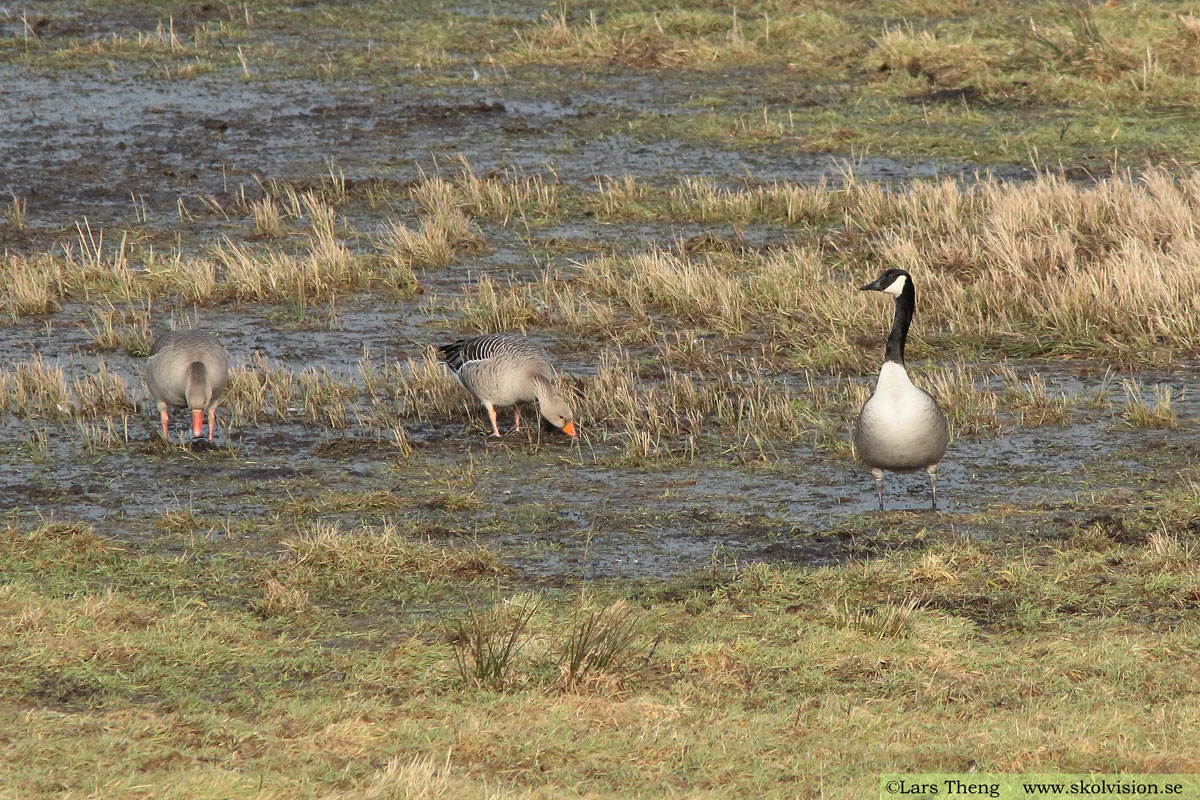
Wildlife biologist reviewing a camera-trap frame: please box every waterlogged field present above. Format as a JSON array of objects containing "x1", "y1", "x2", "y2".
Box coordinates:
[{"x1": 4, "y1": 1, "x2": 1200, "y2": 798}]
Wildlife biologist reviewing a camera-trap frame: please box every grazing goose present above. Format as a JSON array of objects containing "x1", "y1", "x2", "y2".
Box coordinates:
[
  {"x1": 437, "y1": 333, "x2": 577, "y2": 439},
  {"x1": 853, "y1": 269, "x2": 949, "y2": 510},
  {"x1": 145, "y1": 330, "x2": 230, "y2": 441}
]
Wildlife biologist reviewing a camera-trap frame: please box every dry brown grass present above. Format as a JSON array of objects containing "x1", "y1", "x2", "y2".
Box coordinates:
[
  {"x1": 510, "y1": 7, "x2": 751, "y2": 68},
  {"x1": 570, "y1": 349, "x2": 808, "y2": 454},
  {"x1": 225, "y1": 357, "x2": 359, "y2": 428},
  {"x1": 213, "y1": 230, "x2": 369, "y2": 305},
  {"x1": 462, "y1": 167, "x2": 1200, "y2": 366},
  {"x1": 10, "y1": 168, "x2": 1200, "y2": 369},
  {"x1": 664, "y1": 175, "x2": 840, "y2": 224},
  {"x1": 250, "y1": 195, "x2": 286, "y2": 237},
  {"x1": 1121, "y1": 379, "x2": 1179, "y2": 430},
  {"x1": 448, "y1": 157, "x2": 559, "y2": 223},
  {"x1": 0, "y1": 357, "x2": 137, "y2": 453},
  {"x1": 225, "y1": 353, "x2": 297, "y2": 424},
  {"x1": 378, "y1": 208, "x2": 484, "y2": 271},
  {"x1": 0, "y1": 356, "x2": 76, "y2": 419},
  {"x1": 860, "y1": 168, "x2": 1200, "y2": 357},
  {"x1": 253, "y1": 574, "x2": 311, "y2": 617},
  {"x1": 84, "y1": 300, "x2": 154, "y2": 355},
  {"x1": 1, "y1": 254, "x2": 62, "y2": 318},
  {"x1": 279, "y1": 520, "x2": 506, "y2": 581},
  {"x1": 456, "y1": 273, "x2": 620, "y2": 337}
]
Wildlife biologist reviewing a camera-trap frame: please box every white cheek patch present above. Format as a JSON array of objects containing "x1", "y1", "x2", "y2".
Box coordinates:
[{"x1": 882, "y1": 274, "x2": 908, "y2": 297}]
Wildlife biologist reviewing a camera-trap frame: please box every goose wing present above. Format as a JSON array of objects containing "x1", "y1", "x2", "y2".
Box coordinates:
[{"x1": 436, "y1": 334, "x2": 550, "y2": 373}]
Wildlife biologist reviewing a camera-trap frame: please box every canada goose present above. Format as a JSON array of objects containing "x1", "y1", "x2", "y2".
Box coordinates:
[
  {"x1": 145, "y1": 330, "x2": 230, "y2": 441},
  {"x1": 437, "y1": 333, "x2": 577, "y2": 439},
  {"x1": 853, "y1": 268, "x2": 949, "y2": 510}
]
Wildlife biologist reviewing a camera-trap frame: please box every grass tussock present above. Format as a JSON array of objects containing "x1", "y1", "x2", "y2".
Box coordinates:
[
  {"x1": 84, "y1": 300, "x2": 154, "y2": 355},
  {"x1": 377, "y1": 207, "x2": 484, "y2": 273},
  {"x1": 1121, "y1": 379, "x2": 1179, "y2": 430},
  {"x1": 1, "y1": 254, "x2": 62, "y2": 319},
  {"x1": 226, "y1": 357, "x2": 360, "y2": 429},
  {"x1": 558, "y1": 599, "x2": 648, "y2": 692},
  {"x1": 828, "y1": 595, "x2": 921, "y2": 640},
  {"x1": 446, "y1": 594, "x2": 540, "y2": 691},
  {"x1": 443, "y1": 594, "x2": 654, "y2": 693},
  {"x1": 445, "y1": 157, "x2": 559, "y2": 223}
]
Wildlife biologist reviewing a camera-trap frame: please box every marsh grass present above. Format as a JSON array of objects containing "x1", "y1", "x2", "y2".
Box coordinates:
[
  {"x1": 0, "y1": 356, "x2": 133, "y2": 426},
  {"x1": 828, "y1": 596, "x2": 921, "y2": 640},
  {"x1": 377, "y1": 208, "x2": 484, "y2": 271},
  {"x1": 1121, "y1": 379, "x2": 1179, "y2": 430},
  {"x1": 280, "y1": 520, "x2": 506, "y2": 583},
  {"x1": 448, "y1": 157, "x2": 560, "y2": 223},
  {"x1": 1, "y1": 254, "x2": 61, "y2": 318},
  {"x1": 8, "y1": 168, "x2": 1200, "y2": 372},
  {"x1": 557, "y1": 599, "x2": 648, "y2": 691},
  {"x1": 999, "y1": 367, "x2": 1072, "y2": 426},
  {"x1": 73, "y1": 417, "x2": 133, "y2": 453},
  {"x1": 5, "y1": 193, "x2": 26, "y2": 229},
  {"x1": 452, "y1": 167, "x2": 1200, "y2": 367},
  {"x1": 225, "y1": 353, "x2": 297, "y2": 424},
  {"x1": 918, "y1": 363, "x2": 1000, "y2": 436},
  {"x1": 84, "y1": 300, "x2": 154, "y2": 355},
  {"x1": 250, "y1": 195, "x2": 286, "y2": 237},
  {"x1": 445, "y1": 594, "x2": 540, "y2": 691},
  {"x1": 7, "y1": 500, "x2": 1200, "y2": 798},
  {"x1": 0, "y1": 356, "x2": 72, "y2": 419},
  {"x1": 510, "y1": 6, "x2": 755, "y2": 68},
  {"x1": 497, "y1": 0, "x2": 1200, "y2": 111}
]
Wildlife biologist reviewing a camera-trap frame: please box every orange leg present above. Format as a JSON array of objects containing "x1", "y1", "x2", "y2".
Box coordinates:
[
  {"x1": 208, "y1": 408, "x2": 218, "y2": 442},
  {"x1": 513, "y1": 406, "x2": 522, "y2": 432},
  {"x1": 160, "y1": 409, "x2": 170, "y2": 439},
  {"x1": 486, "y1": 405, "x2": 502, "y2": 437}
]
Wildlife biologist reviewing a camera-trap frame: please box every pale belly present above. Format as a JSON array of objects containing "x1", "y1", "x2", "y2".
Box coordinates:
[{"x1": 854, "y1": 391, "x2": 948, "y2": 472}]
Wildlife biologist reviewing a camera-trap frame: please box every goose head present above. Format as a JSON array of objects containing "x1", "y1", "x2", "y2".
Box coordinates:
[
  {"x1": 184, "y1": 362, "x2": 213, "y2": 437},
  {"x1": 859, "y1": 268, "x2": 911, "y2": 298},
  {"x1": 537, "y1": 393, "x2": 578, "y2": 438}
]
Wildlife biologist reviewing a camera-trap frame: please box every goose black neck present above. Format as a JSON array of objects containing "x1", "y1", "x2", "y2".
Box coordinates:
[{"x1": 884, "y1": 281, "x2": 915, "y2": 365}]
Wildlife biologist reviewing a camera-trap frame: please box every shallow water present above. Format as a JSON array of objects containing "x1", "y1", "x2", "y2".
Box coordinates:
[{"x1": 4, "y1": 351, "x2": 1196, "y2": 579}]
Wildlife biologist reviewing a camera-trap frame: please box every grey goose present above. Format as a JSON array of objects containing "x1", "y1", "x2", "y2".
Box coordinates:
[
  {"x1": 145, "y1": 330, "x2": 230, "y2": 441},
  {"x1": 853, "y1": 269, "x2": 949, "y2": 510},
  {"x1": 437, "y1": 333, "x2": 577, "y2": 438}
]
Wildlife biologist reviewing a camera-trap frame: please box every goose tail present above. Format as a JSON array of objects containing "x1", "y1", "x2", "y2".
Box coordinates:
[{"x1": 436, "y1": 340, "x2": 468, "y2": 371}]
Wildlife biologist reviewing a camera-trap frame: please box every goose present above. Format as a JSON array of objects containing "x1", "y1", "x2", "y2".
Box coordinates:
[
  {"x1": 853, "y1": 268, "x2": 949, "y2": 510},
  {"x1": 437, "y1": 333, "x2": 577, "y2": 439},
  {"x1": 145, "y1": 330, "x2": 230, "y2": 441}
]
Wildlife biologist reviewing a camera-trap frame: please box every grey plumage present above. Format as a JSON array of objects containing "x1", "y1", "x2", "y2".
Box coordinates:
[
  {"x1": 853, "y1": 269, "x2": 949, "y2": 510},
  {"x1": 146, "y1": 330, "x2": 230, "y2": 441},
  {"x1": 437, "y1": 333, "x2": 577, "y2": 438}
]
